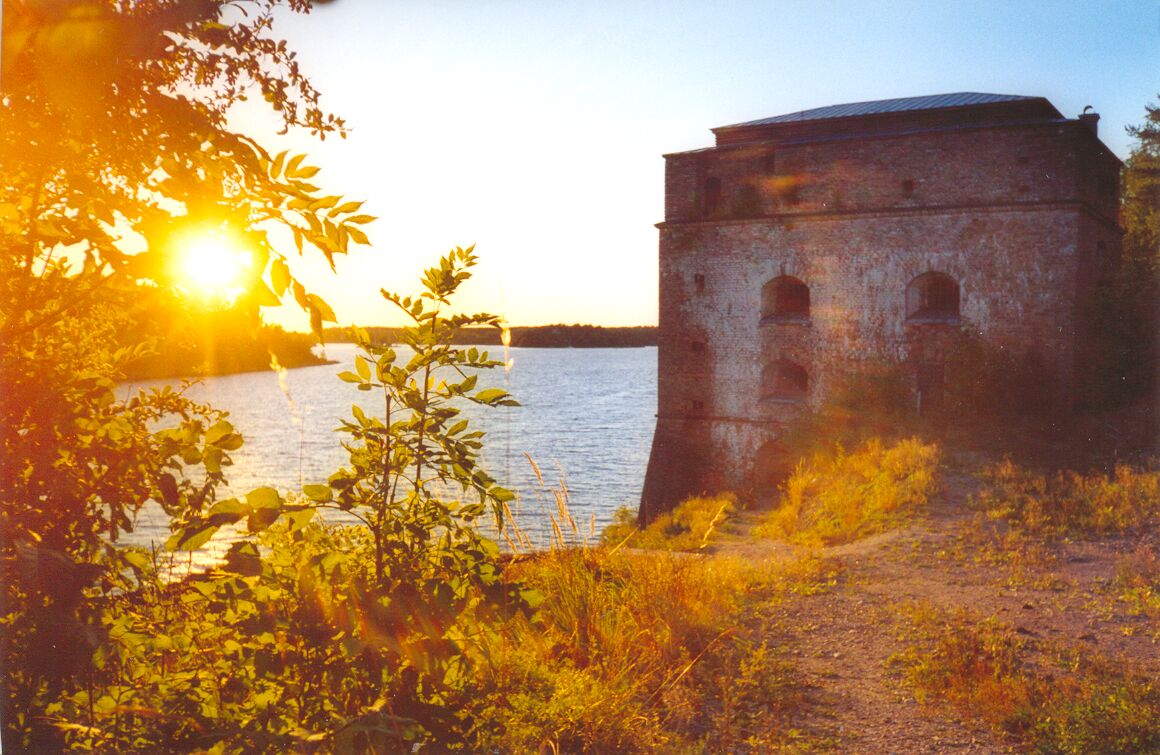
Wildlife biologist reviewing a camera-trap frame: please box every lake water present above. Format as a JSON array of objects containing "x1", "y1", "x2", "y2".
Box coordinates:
[{"x1": 122, "y1": 344, "x2": 656, "y2": 557}]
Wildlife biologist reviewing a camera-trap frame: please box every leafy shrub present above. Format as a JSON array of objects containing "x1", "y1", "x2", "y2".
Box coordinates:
[
  {"x1": 43, "y1": 250, "x2": 536, "y2": 752},
  {"x1": 759, "y1": 437, "x2": 941, "y2": 545},
  {"x1": 603, "y1": 493, "x2": 737, "y2": 551}
]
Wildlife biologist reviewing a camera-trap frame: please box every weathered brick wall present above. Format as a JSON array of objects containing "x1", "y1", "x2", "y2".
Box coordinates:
[{"x1": 641, "y1": 111, "x2": 1122, "y2": 519}]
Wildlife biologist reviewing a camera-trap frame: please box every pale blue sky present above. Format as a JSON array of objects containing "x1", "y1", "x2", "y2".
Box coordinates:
[{"x1": 256, "y1": 0, "x2": 1159, "y2": 329}]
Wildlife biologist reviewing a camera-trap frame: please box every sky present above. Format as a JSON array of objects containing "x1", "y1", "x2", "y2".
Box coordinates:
[{"x1": 252, "y1": 0, "x2": 1160, "y2": 330}]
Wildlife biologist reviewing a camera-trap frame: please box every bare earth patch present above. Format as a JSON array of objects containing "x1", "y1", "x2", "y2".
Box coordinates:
[{"x1": 710, "y1": 460, "x2": 1160, "y2": 753}]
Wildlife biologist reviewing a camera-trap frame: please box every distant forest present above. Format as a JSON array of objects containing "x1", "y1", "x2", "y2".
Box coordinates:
[
  {"x1": 120, "y1": 291, "x2": 331, "y2": 381},
  {"x1": 324, "y1": 324, "x2": 658, "y2": 348}
]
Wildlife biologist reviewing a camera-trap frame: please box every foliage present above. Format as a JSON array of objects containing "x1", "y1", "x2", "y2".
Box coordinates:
[
  {"x1": 1123, "y1": 97, "x2": 1160, "y2": 272},
  {"x1": 603, "y1": 493, "x2": 737, "y2": 551},
  {"x1": 40, "y1": 250, "x2": 537, "y2": 752},
  {"x1": 893, "y1": 603, "x2": 1160, "y2": 753},
  {"x1": 1079, "y1": 97, "x2": 1160, "y2": 407},
  {"x1": 973, "y1": 460, "x2": 1160, "y2": 539},
  {"x1": 758, "y1": 437, "x2": 941, "y2": 545},
  {"x1": 1, "y1": 1, "x2": 369, "y2": 748}
]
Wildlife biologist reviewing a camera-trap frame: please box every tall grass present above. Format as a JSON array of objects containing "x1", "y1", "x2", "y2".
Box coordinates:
[
  {"x1": 602, "y1": 493, "x2": 737, "y2": 552},
  {"x1": 758, "y1": 437, "x2": 941, "y2": 545},
  {"x1": 471, "y1": 543, "x2": 838, "y2": 751}
]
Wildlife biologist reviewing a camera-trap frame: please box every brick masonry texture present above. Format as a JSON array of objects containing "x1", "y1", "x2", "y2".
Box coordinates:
[{"x1": 640, "y1": 96, "x2": 1123, "y2": 520}]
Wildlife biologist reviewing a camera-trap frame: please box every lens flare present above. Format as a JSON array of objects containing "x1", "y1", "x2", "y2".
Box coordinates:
[{"x1": 173, "y1": 229, "x2": 251, "y2": 301}]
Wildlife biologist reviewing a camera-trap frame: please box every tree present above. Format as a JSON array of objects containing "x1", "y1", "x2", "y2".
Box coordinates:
[
  {"x1": 0, "y1": 1, "x2": 369, "y2": 747},
  {"x1": 1123, "y1": 98, "x2": 1160, "y2": 270}
]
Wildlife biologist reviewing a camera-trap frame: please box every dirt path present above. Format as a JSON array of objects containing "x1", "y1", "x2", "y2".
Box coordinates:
[{"x1": 711, "y1": 461, "x2": 1160, "y2": 753}]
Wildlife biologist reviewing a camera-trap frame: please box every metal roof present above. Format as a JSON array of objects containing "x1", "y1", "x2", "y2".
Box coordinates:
[{"x1": 717, "y1": 92, "x2": 1041, "y2": 130}]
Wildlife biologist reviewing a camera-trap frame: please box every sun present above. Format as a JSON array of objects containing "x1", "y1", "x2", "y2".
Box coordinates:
[{"x1": 173, "y1": 229, "x2": 252, "y2": 301}]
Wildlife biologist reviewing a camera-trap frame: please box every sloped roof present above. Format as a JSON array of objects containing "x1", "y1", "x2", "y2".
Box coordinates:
[{"x1": 717, "y1": 92, "x2": 1044, "y2": 130}]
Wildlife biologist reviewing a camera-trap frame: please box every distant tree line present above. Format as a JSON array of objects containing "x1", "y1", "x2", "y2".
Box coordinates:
[
  {"x1": 326, "y1": 323, "x2": 658, "y2": 348},
  {"x1": 120, "y1": 289, "x2": 331, "y2": 380}
]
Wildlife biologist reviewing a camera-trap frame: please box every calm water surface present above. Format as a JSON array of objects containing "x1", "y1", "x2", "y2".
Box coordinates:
[{"x1": 123, "y1": 344, "x2": 656, "y2": 557}]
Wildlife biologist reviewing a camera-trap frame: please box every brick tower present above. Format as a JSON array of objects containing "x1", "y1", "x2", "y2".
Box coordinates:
[{"x1": 640, "y1": 93, "x2": 1122, "y2": 519}]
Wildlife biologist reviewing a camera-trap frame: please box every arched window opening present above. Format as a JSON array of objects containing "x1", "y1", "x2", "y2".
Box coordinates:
[
  {"x1": 761, "y1": 276, "x2": 810, "y2": 322},
  {"x1": 906, "y1": 272, "x2": 960, "y2": 322},
  {"x1": 761, "y1": 360, "x2": 808, "y2": 402}
]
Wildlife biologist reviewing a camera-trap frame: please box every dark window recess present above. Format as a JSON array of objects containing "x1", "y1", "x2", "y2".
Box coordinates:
[
  {"x1": 732, "y1": 184, "x2": 762, "y2": 218},
  {"x1": 702, "y1": 177, "x2": 722, "y2": 217},
  {"x1": 693, "y1": 273, "x2": 705, "y2": 294},
  {"x1": 901, "y1": 178, "x2": 915, "y2": 197},
  {"x1": 690, "y1": 340, "x2": 706, "y2": 353},
  {"x1": 916, "y1": 363, "x2": 945, "y2": 415},
  {"x1": 779, "y1": 183, "x2": 801, "y2": 206},
  {"x1": 763, "y1": 152, "x2": 777, "y2": 175},
  {"x1": 762, "y1": 360, "x2": 808, "y2": 402},
  {"x1": 761, "y1": 276, "x2": 810, "y2": 321},
  {"x1": 906, "y1": 272, "x2": 960, "y2": 322},
  {"x1": 690, "y1": 399, "x2": 704, "y2": 414}
]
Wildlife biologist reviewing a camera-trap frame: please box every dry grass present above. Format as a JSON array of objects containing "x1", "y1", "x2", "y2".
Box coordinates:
[
  {"x1": 757, "y1": 437, "x2": 941, "y2": 545},
  {"x1": 602, "y1": 493, "x2": 737, "y2": 552},
  {"x1": 974, "y1": 460, "x2": 1160, "y2": 539},
  {"x1": 472, "y1": 546, "x2": 839, "y2": 752}
]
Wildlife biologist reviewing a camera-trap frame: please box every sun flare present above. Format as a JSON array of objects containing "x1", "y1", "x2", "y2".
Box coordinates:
[{"x1": 173, "y1": 230, "x2": 251, "y2": 301}]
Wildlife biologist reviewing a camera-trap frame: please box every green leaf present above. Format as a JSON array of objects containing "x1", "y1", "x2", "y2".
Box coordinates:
[
  {"x1": 285, "y1": 153, "x2": 306, "y2": 177},
  {"x1": 338, "y1": 371, "x2": 362, "y2": 383},
  {"x1": 168, "y1": 523, "x2": 220, "y2": 552},
  {"x1": 345, "y1": 224, "x2": 370, "y2": 246},
  {"x1": 303, "y1": 484, "x2": 331, "y2": 502},
  {"x1": 246, "y1": 486, "x2": 281, "y2": 509},
  {"x1": 208, "y1": 498, "x2": 248, "y2": 516},
  {"x1": 205, "y1": 419, "x2": 235, "y2": 445},
  {"x1": 355, "y1": 355, "x2": 371, "y2": 380},
  {"x1": 474, "y1": 388, "x2": 509, "y2": 404},
  {"x1": 307, "y1": 293, "x2": 337, "y2": 323},
  {"x1": 251, "y1": 280, "x2": 281, "y2": 307},
  {"x1": 122, "y1": 550, "x2": 151, "y2": 572},
  {"x1": 284, "y1": 507, "x2": 315, "y2": 532},
  {"x1": 271, "y1": 257, "x2": 291, "y2": 297}
]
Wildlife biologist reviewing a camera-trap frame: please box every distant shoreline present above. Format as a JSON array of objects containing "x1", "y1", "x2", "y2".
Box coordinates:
[{"x1": 324, "y1": 324, "x2": 658, "y2": 349}]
